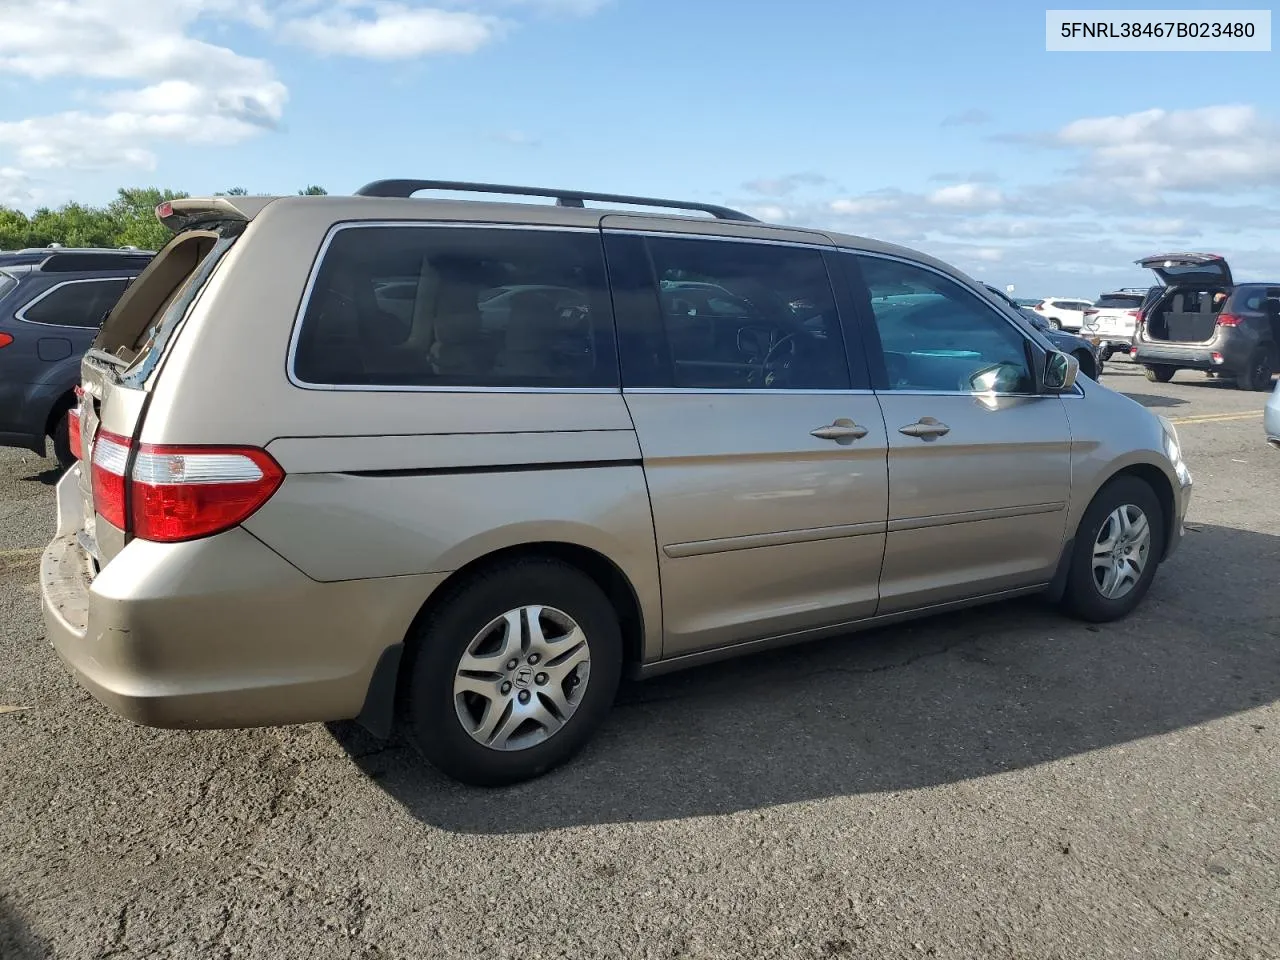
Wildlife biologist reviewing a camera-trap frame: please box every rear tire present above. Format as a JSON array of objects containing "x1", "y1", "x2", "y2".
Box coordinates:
[
  {"x1": 1239, "y1": 344, "x2": 1276, "y2": 392},
  {"x1": 403, "y1": 557, "x2": 623, "y2": 787},
  {"x1": 51, "y1": 413, "x2": 74, "y2": 470},
  {"x1": 1062, "y1": 476, "x2": 1165, "y2": 623},
  {"x1": 1144, "y1": 364, "x2": 1176, "y2": 383}
]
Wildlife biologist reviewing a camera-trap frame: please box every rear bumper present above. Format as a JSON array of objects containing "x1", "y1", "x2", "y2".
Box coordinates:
[
  {"x1": 40, "y1": 468, "x2": 444, "y2": 730},
  {"x1": 1134, "y1": 338, "x2": 1250, "y2": 372}
]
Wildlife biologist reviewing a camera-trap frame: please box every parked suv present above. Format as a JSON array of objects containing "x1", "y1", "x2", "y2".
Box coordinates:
[
  {"x1": 41, "y1": 181, "x2": 1193, "y2": 786},
  {"x1": 0, "y1": 248, "x2": 153, "y2": 466},
  {"x1": 1131, "y1": 253, "x2": 1280, "y2": 390},
  {"x1": 1033, "y1": 297, "x2": 1093, "y2": 331},
  {"x1": 1083, "y1": 288, "x2": 1149, "y2": 360}
]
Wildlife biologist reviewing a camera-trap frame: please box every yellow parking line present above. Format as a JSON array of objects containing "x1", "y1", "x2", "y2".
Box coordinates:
[{"x1": 1168, "y1": 411, "x2": 1262, "y2": 425}]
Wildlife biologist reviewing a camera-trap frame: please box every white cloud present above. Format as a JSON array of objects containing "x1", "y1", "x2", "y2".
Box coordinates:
[
  {"x1": 0, "y1": 166, "x2": 34, "y2": 208},
  {"x1": 0, "y1": 0, "x2": 287, "y2": 171},
  {"x1": 1055, "y1": 104, "x2": 1280, "y2": 191},
  {"x1": 281, "y1": 3, "x2": 501, "y2": 59},
  {"x1": 928, "y1": 183, "x2": 1004, "y2": 209},
  {"x1": 0, "y1": 0, "x2": 608, "y2": 190},
  {"x1": 743, "y1": 172, "x2": 832, "y2": 197}
]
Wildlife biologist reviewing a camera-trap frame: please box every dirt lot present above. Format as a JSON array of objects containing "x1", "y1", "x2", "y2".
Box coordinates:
[{"x1": 2, "y1": 360, "x2": 1277, "y2": 960}]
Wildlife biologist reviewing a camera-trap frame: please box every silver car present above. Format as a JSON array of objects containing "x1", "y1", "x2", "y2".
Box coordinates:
[{"x1": 41, "y1": 179, "x2": 1194, "y2": 786}]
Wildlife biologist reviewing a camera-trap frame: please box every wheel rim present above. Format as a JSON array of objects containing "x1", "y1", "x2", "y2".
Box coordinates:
[
  {"x1": 452, "y1": 605, "x2": 591, "y2": 752},
  {"x1": 1091, "y1": 504, "x2": 1151, "y2": 600}
]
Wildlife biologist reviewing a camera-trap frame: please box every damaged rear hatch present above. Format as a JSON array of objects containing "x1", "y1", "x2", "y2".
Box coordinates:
[{"x1": 73, "y1": 197, "x2": 268, "y2": 568}]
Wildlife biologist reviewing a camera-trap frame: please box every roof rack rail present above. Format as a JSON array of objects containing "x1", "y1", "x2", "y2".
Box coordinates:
[
  {"x1": 39, "y1": 250, "x2": 155, "y2": 273},
  {"x1": 353, "y1": 179, "x2": 759, "y2": 222}
]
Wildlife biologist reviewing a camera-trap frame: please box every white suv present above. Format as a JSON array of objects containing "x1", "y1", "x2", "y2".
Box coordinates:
[
  {"x1": 1034, "y1": 297, "x2": 1093, "y2": 332},
  {"x1": 1082, "y1": 289, "x2": 1149, "y2": 360}
]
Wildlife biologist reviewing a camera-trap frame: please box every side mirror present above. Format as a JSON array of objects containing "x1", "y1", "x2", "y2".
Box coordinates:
[{"x1": 1043, "y1": 350, "x2": 1079, "y2": 392}]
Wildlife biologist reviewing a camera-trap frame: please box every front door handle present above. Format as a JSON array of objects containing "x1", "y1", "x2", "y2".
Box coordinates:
[
  {"x1": 810, "y1": 418, "x2": 869, "y2": 444},
  {"x1": 899, "y1": 417, "x2": 951, "y2": 440}
]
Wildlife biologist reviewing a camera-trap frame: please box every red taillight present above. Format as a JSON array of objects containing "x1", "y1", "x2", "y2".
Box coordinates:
[
  {"x1": 91, "y1": 431, "x2": 131, "y2": 529},
  {"x1": 66, "y1": 407, "x2": 82, "y2": 461},
  {"x1": 89, "y1": 433, "x2": 282, "y2": 541},
  {"x1": 155, "y1": 201, "x2": 173, "y2": 220},
  {"x1": 1217, "y1": 313, "x2": 1242, "y2": 327},
  {"x1": 0, "y1": 333, "x2": 13, "y2": 348},
  {"x1": 1034, "y1": 304, "x2": 1044, "y2": 311},
  {"x1": 131, "y1": 444, "x2": 283, "y2": 543},
  {"x1": 1084, "y1": 308, "x2": 1098, "y2": 316},
  {"x1": 1125, "y1": 309, "x2": 1139, "y2": 317}
]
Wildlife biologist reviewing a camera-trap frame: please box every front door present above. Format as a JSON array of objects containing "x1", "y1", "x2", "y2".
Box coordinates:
[
  {"x1": 603, "y1": 227, "x2": 889, "y2": 658},
  {"x1": 838, "y1": 251, "x2": 1073, "y2": 614}
]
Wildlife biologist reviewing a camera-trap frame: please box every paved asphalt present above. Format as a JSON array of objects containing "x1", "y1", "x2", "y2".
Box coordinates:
[{"x1": 2, "y1": 359, "x2": 1277, "y2": 960}]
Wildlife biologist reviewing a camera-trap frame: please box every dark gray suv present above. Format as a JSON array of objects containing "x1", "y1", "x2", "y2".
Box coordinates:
[
  {"x1": 0, "y1": 248, "x2": 153, "y2": 465},
  {"x1": 1131, "y1": 253, "x2": 1280, "y2": 391}
]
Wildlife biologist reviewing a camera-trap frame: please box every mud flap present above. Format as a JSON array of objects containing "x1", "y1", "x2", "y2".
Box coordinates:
[
  {"x1": 355, "y1": 643, "x2": 403, "y2": 740},
  {"x1": 1043, "y1": 536, "x2": 1075, "y2": 603}
]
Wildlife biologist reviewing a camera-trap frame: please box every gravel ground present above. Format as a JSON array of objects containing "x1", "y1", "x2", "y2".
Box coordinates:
[{"x1": 2, "y1": 360, "x2": 1277, "y2": 960}]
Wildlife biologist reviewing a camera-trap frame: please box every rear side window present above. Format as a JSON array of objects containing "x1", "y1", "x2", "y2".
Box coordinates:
[
  {"x1": 19, "y1": 278, "x2": 130, "y2": 328},
  {"x1": 0, "y1": 272, "x2": 15, "y2": 301},
  {"x1": 292, "y1": 225, "x2": 618, "y2": 389}
]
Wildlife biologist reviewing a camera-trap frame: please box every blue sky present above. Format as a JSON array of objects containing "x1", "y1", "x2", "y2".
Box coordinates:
[{"x1": 1, "y1": 0, "x2": 1277, "y2": 295}]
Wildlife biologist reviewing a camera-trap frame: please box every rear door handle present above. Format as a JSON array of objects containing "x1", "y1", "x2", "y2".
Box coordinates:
[
  {"x1": 810, "y1": 418, "x2": 869, "y2": 444},
  {"x1": 899, "y1": 417, "x2": 950, "y2": 440}
]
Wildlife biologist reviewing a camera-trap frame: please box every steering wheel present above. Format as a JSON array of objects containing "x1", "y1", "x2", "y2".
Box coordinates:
[{"x1": 759, "y1": 332, "x2": 803, "y2": 386}]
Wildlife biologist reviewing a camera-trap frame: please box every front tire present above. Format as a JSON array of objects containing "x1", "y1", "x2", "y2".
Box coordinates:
[
  {"x1": 1239, "y1": 344, "x2": 1276, "y2": 392},
  {"x1": 1062, "y1": 476, "x2": 1164, "y2": 623},
  {"x1": 1047, "y1": 318, "x2": 1062, "y2": 331},
  {"x1": 1144, "y1": 364, "x2": 1176, "y2": 383},
  {"x1": 403, "y1": 557, "x2": 623, "y2": 787}
]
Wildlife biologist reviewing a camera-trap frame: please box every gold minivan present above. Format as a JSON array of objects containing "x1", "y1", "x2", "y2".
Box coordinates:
[{"x1": 41, "y1": 180, "x2": 1193, "y2": 785}]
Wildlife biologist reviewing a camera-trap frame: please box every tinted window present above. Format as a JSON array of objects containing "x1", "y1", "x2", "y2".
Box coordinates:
[
  {"x1": 20, "y1": 278, "x2": 130, "y2": 328},
  {"x1": 856, "y1": 256, "x2": 1035, "y2": 394},
  {"x1": 1095, "y1": 294, "x2": 1144, "y2": 310},
  {"x1": 608, "y1": 234, "x2": 849, "y2": 390},
  {"x1": 0, "y1": 272, "x2": 15, "y2": 302},
  {"x1": 293, "y1": 226, "x2": 617, "y2": 388}
]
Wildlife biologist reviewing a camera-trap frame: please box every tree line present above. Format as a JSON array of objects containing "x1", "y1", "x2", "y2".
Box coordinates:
[{"x1": 0, "y1": 185, "x2": 329, "y2": 252}]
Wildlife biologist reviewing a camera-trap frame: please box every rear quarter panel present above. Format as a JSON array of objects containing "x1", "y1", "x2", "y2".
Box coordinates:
[{"x1": 143, "y1": 199, "x2": 664, "y2": 661}]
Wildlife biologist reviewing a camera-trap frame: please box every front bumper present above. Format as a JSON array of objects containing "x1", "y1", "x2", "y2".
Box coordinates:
[{"x1": 40, "y1": 467, "x2": 443, "y2": 729}]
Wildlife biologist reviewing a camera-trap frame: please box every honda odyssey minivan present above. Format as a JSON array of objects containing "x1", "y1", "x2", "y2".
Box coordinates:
[{"x1": 41, "y1": 180, "x2": 1193, "y2": 786}]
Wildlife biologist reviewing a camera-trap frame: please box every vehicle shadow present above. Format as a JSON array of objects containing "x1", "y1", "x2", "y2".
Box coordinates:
[
  {"x1": 0, "y1": 897, "x2": 50, "y2": 960},
  {"x1": 1118, "y1": 391, "x2": 1188, "y2": 408},
  {"x1": 21, "y1": 467, "x2": 61, "y2": 487},
  {"x1": 331, "y1": 522, "x2": 1280, "y2": 834}
]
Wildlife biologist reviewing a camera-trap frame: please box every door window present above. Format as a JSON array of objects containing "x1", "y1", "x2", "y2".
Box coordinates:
[
  {"x1": 853, "y1": 255, "x2": 1035, "y2": 395},
  {"x1": 605, "y1": 233, "x2": 851, "y2": 390}
]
